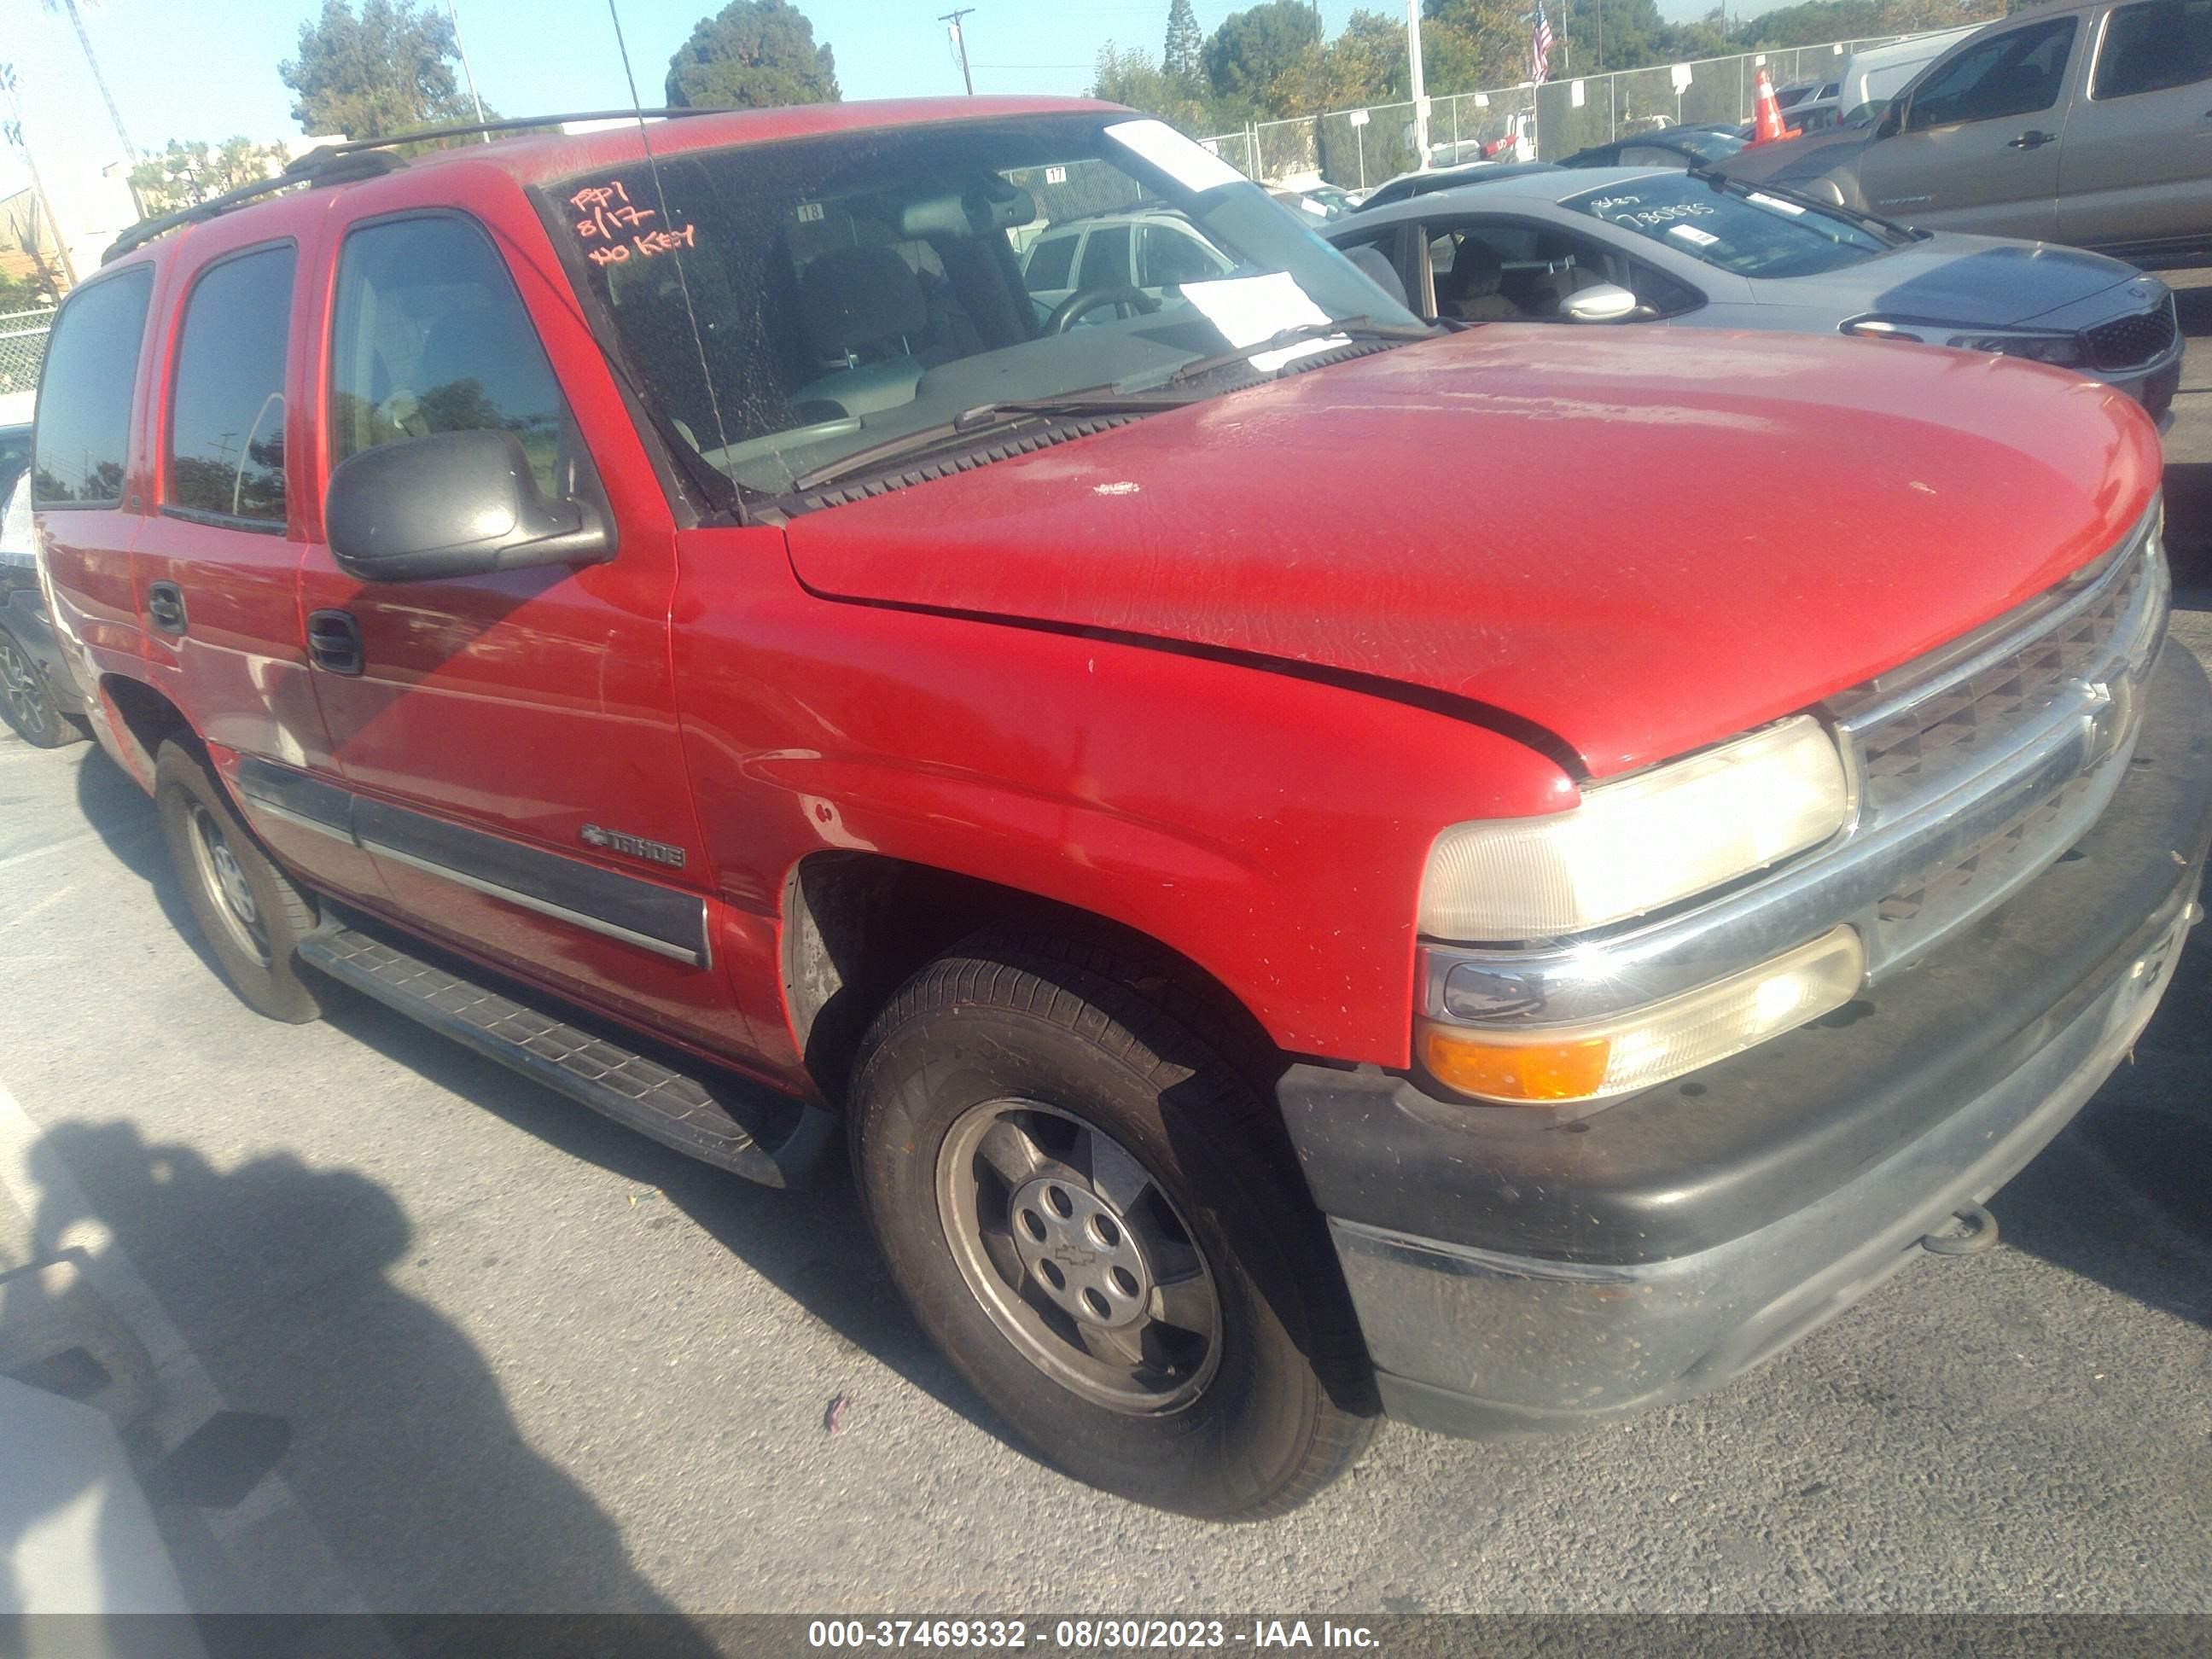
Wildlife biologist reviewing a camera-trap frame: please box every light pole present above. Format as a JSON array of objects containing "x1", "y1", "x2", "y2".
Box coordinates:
[
  {"x1": 445, "y1": 1, "x2": 492, "y2": 141},
  {"x1": 1406, "y1": 0, "x2": 1429, "y2": 166}
]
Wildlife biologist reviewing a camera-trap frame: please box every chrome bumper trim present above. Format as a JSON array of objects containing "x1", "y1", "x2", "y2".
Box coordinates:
[{"x1": 1426, "y1": 509, "x2": 2168, "y2": 1028}]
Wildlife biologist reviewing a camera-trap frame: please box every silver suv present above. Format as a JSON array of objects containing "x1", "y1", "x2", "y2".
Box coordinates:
[{"x1": 1738, "y1": 0, "x2": 2212, "y2": 268}]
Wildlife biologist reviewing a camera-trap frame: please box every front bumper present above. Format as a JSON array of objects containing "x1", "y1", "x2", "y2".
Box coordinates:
[{"x1": 1281, "y1": 642, "x2": 2212, "y2": 1437}]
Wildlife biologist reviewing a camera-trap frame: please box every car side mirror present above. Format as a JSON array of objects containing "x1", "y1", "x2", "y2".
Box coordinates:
[
  {"x1": 1561, "y1": 282, "x2": 1639, "y2": 323},
  {"x1": 1875, "y1": 106, "x2": 1903, "y2": 140},
  {"x1": 325, "y1": 429, "x2": 614, "y2": 584}
]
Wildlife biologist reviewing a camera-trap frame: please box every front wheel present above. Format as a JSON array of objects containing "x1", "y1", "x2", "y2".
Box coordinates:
[{"x1": 850, "y1": 933, "x2": 1374, "y2": 1518}]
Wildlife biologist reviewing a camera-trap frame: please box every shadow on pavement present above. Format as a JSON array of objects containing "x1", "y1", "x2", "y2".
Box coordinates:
[
  {"x1": 73, "y1": 748, "x2": 230, "y2": 992},
  {"x1": 63, "y1": 737, "x2": 1012, "y2": 1479},
  {"x1": 13, "y1": 1120, "x2": 722, "y2": 1633}
]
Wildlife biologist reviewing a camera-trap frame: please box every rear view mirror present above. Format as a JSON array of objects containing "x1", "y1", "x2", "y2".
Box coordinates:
[
  {"x1": 1561, "y1": 283, "x2": 1639, "y2": 323},
  {"x1": 325, "y1": 429, "x2": 614, "y2": 584}
]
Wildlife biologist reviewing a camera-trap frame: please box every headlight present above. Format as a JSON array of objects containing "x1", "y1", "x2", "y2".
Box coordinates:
[
  {"x1": 1419, "y1": 715, "x2": 1849, "y2": 941},
  {"x1": 1420, "y1": 924, "x2": 1866, "y2": 1103},
  {"x1": 1947, "y1": 329, "x2": 2085, "y2": 366}
]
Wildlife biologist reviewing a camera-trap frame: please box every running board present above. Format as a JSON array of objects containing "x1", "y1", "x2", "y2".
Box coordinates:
[{"x1": 296, "y1": 923, "x2": 834, "y2": 1189}]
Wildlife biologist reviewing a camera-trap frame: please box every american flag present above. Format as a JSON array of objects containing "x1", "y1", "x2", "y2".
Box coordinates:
[{"x1": 1530, "y1": 4, "x2": 1555, "y2": 86}]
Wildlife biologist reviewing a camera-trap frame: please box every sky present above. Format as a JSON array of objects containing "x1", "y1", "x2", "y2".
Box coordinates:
[{"x1": 0, "y1": 0, "x2": 1760, "y2": 201}]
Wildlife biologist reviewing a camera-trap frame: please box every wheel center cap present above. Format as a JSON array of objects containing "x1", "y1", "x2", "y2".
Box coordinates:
[
  {"x1": 1008, "y1": 1175, "x2": 1152, "y2": 1329},
  {"x1": 210, "y1": 843, "x2": 257, "y2": 923}
]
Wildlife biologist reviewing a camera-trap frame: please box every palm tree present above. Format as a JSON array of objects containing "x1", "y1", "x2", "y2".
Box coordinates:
[{"x1": 40, "y1": 0, "x2": 135, "y2": 160}]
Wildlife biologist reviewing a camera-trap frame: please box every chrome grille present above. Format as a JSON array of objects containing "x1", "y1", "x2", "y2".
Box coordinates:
[
  {"x1": 1870, "y1": 771, "x2": 2104, "y2": 960},
  {"x1": 1834, "y1": 516, "x2": 2166, "y2": 979},
  {"x1": 1851, "y1": 552, "x2": 2147, "y2": 819},
  {"x1": 2086, "y1": 300, "x2": 2176, "y2": 372}
]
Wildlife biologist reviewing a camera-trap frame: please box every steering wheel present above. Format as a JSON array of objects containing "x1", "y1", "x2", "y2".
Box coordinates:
[{"x1": 1046, "y1": 284, "x2": 1161, "y2": 334}]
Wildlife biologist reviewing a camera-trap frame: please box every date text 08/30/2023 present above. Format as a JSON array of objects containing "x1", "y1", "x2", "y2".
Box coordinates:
[{"x1": 807, "y1": 1621, "x2": 1382, "y2": 1650}]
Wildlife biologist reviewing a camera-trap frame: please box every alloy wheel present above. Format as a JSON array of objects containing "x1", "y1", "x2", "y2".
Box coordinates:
[
  {"x1": 936, "y1": 1097, "x2": 1222, "y2": 1414},
  {"x1": 185, "y1": 802, "x2": 271, "y2": 966},
  {"x1": 0, "y1": 635, "x2": 50, "y2": 742}
]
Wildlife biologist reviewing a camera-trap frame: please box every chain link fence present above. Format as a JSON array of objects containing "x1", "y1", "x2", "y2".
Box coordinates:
[
  {"x1": 0, "y1": 307, "x2": 55, "y2": 399},
  {"x1": 1202, "y1": 32, "x2": 1924, "y2": 191}
]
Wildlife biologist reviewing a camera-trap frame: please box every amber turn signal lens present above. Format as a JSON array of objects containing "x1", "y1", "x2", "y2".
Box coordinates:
[{"x1": 1421, "y1": 1027, "x2": 1612, "y2": 1103}]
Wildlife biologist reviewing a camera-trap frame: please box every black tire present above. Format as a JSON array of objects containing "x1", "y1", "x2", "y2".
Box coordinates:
[
  {"x1": 154, "y1": 740, "x2": 325, "y2": 1023},
  {"x1": 0, "y1": 625, "x2": 86, "y2": 749},
  {"x1": 850, "y1": 931, "x2": 1375, "y2": 1519}
]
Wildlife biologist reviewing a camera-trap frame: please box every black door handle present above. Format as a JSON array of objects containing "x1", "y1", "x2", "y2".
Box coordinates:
[
  {"x1": 306, "y1": 608, "x2": 364, "y2": 676},
  {"x1": 146, "y1": 581, "x2": 187, "y2": 636},
  {"x1": 2006, "y1": 130, "x2": 2057, "y2": 148}
]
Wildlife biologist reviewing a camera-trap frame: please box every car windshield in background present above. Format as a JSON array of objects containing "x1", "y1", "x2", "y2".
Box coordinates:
[
  {"x1": 547, "y1": 114, "x2": 1418, "y2": 498},
  {"x1": 1662, "y1": 129, "x2": 1748, "y2": 163},
  {"x1": 1565, "y1": 175, "x2": 1897, "y2": 279}
]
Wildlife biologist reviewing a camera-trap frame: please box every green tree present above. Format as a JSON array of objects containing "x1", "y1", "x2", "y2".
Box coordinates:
[
  {"x1": 1163, "y1": 0, "x2": 1204, "y2": 88},
  {"x1": 129, "y1": 137, "x2": 292, "y2": 217},
  {"x1": 1090, "y1": 40, "x2": 1211, "y2": 131},
  {"x1": 279, "y1": 0, "x2": 487, "y2": 141},
  {"x1": 1202, "y1": 0, "x2": 1323, "y2": 109},
  {"x1": 0, "y1": 268, "x2": 52, "y2": 312},
  {"x1": 667, "y1": 0, "x2": 840, "y2": 109}
]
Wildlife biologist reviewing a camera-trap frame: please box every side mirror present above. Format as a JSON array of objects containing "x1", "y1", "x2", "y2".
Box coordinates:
[
  {"x1": 325, "y1": 429, "x2": 614, "y2": 584},
  {"x1": 1561, "y1": 282, "x2": 1639, "y2": 323},
  {"x1": 1875, "y1": 105, "x2": 1903, "y2": 140}
]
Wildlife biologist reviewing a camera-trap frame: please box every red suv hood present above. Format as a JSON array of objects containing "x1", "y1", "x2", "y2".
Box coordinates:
[{"x1": 783, "y1": 327, "x2": 2160, "y2": 778}]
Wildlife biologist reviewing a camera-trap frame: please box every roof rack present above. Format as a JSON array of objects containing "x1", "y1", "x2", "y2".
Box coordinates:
[{"x1": 102, "y1": 107, "x2": 714, "y2": 265}]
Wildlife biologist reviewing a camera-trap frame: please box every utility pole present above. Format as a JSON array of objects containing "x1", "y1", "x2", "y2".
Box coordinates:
[
  {"x1": 1406, "y1": 0, "x2": 1429, "y2": 166},
  {"x1": 0, "y1": 63, "x2": 76, "y2": 288},
  {"x1": 445, "y1": 1, "x2": 492, "y2": 141},
  {"x1": 940, "y1": 9, "x2": 976, "y2": 96}
]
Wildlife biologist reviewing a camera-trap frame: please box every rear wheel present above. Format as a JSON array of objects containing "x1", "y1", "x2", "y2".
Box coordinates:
[
  {"x1": 154, "y1": 741, "x2": 325, "y2": 1023},
  {"x1": 850, "y1": 932, "x2": 1374, "y2": 1518},
  {"x1": 0, "y1": 627, "x2": 84, "y2": 749}
]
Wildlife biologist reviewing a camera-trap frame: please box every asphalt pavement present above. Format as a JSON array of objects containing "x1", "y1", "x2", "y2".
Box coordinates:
[{"x1": 1, "y1": 305, "x2": 2209, "y2": 1617}]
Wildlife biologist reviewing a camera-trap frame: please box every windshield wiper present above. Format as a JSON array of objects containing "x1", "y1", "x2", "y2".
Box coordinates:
[
  {"x1": 1162, "y1": 317, "x2": 1441, "y2": 389},
  {"x1": 1689, "y1": 166, "x2": 1924, "y2": 244},
  {"x1": 787, "y1": 393, "x2": 1198, "y2": 493}
]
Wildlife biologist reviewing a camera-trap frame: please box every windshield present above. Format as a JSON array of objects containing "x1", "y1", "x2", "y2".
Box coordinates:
[
  {"x1": 1564, "y1": 175, "x2": 1899, "y2": 278},
  {"x1": 549, "y1": 114, "x2": 1419, "y2": 498},
  {"x1": 1660, "y1": 128, "x2": 1747, "y2": 163}
]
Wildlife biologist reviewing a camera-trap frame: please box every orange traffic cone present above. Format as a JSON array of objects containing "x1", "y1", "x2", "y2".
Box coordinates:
[{"x1": 1750, "y1": 70, "x2": 1797, "y2": 145}]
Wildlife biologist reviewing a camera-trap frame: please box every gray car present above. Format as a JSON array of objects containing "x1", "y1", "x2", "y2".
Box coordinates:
[{"x1": 1325, "y1": 166, "x2": 2183, "y2": 422}]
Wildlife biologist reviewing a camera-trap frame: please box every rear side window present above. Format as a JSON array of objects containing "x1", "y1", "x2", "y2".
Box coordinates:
[
  {"x1": 1906, "y1": 18, "x2": 2078, "y2": 129},
  {"x1": 167, "y1": 243, "x2": 296, "y2": 527},
  {"x1": 1074, "y1": 224, "x2": 1132, "y2": 290},
  {"x1": 329, "y1": 215, "x2": 581, "y2": 502},
  {"x1": 32, "y1": 266, "x2": 153, "y2": 509},
  {"x1": 1023, "y1": 231, "x2": 1077, "y2": 291},
  {"x1": 2094, "y1": 0, "x2": 2212, "y2": 98}
]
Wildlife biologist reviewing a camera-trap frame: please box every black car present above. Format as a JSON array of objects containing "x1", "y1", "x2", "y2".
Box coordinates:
[
  {"x1": 0, "y1": 424, "x2": 89, "y2": 748},
  {"x1": 1353, "y1": 160, "x2": 1562, "y2": 212},
  {"x1": 1562, "y1": 127, "x2": 1748, "y2": 170}
]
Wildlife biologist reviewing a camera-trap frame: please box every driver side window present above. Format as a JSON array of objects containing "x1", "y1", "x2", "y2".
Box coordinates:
[
  {"x1": 329, "y1": 215, "x2": 586, "y2": 504},
  {"x1": 1904, "y1": 17, "x2": 2078, "y2": 131}
]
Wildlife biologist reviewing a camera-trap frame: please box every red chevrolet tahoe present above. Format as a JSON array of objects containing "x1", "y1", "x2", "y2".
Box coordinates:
[{"x1": 29, "y1": 97, "x2": 2211, "y2": 1519}]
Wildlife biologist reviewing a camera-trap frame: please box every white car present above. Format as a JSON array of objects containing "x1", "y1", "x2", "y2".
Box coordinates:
[{"x1": 1019, "y1": 207, "x2": 1236, "y2": 323}]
